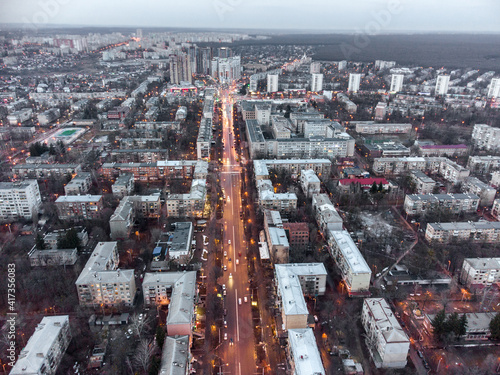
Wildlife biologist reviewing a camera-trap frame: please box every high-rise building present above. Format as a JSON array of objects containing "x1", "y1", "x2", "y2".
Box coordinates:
[
  {"x1": 338, "y1": 60, "x2": 347, "y2": 71},
  {"x1": 199, "y1": 47, "x2": 212, "y2": 75},
  {"x1": 390, "y1": 74, "x2": 404, "y2": 93},
  {"x1": 311, "y1": 73, "x2": 323, "y2": 92},
  {"x1": 211, "y1": 56, "x2": 241, "y2": 83},
  {"x1": 169, "y1": 53, "x2": 192, "y2": 84},
  {"x1": 310, "y1": 62, "x2": 321, "y2": 74},
  {"x1": 217, "y1": 47, "x2": 232, "y2": 58},
  {"x1": 188, "y1": 45, "x2": 198, "y2": 75},
  {"x1": 348, "y1": 73, "x2": 361, "y2": 92},
  {"x1": 136, "y1": 28, "x2": 143, "y2": 40},
  {"x1": 267, "y1": 74, "x2": 279, "y2": 93},
  {"x1": 487, "y1": 78, "x2": 500, "y2": 99},
  {"x1": 0, "y1": 180, "x2": 42, "y2": 222},
  {"x1": 435, "y1": 75, "x2": 450, "y2": 95},
  {"x1": 374, "y1": 102, "x2": 387, "y2": 121}
]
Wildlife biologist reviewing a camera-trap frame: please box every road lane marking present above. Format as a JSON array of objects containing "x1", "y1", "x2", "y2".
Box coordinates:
[{"x1": 235, "y1": 288, "x2": 240, "y2": 342}]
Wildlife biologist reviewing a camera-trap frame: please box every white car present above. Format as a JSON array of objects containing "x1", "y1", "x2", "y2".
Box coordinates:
[
  {"x1": 244, "y1": 296, "x2": 248, "y2": 303},
  {"x1": 224, "y1": 265, "x2": 227, "y2": 271},
  {"x1": 224, "y1": 332, "x2": 228, "y2": 340},
  {"x1": 222, "y1": 284, "x2": 226, "y2": 290},
  {"x1": 238, "y1": 298, "x2": 242, "y2": 305},
  {"x1": 228, "y1": 240, "x2": 231, "y2": 245},
  {"x1": 236, "y1": 259, "x2": 239, "y2": 265},
  {"x1": 224, "y1": 251, "x2": 227, "y2": 257},
  {"x1": 229, "y1": 273, "x2": 232, "y2": 279}
]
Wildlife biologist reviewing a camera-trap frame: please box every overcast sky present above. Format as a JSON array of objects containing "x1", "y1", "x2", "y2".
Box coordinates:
[{"x1": 1, "y1": 0, "x2": 500, "y2": 33}]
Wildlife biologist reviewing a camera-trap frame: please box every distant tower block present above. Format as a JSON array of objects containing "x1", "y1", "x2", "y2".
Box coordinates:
[
  {"x1": 348, "y1": 73, "x2": 361, "y2": 93},
  {"x1": 435, "y1": 75, "x2": 450, "y2": 96},
  {"x1": 390, "y1": 74, "x2": 404, "y2": 93}
]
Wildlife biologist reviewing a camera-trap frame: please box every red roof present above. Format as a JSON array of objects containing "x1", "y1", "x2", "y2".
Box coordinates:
[{"x1": 339, "y1": 178, "x2": 388, "y2": 186}]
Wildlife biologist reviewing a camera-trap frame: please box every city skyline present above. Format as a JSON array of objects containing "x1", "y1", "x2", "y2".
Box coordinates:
[{"x1": 1, "y1": 0, "x2": 500, "y2": 33}]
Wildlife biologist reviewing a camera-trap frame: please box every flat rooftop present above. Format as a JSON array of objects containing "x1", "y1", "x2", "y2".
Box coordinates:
[
  {"x1": 329, "y1": 231, "x2": 371, "y2": 274},
  {"x1": 288, "y1": 328, "x2": 326, "y2": 375}
]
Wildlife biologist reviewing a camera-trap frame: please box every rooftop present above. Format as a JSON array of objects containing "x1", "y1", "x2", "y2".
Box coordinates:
[
  {"x1": 275, "y1": 265, "x2": 309, "y2": 316},
  {"x1": 364, "y1": 298, "x2": 409, "y2": 344},
  {"x1": 159, "y1": 335, "x2": 190, "y2": 375},
  {"x1": 288, "y1": 328, "x2": 326, "y2": 375},
  {"x1": 329, "y1": 231, "x2": 371, "y2": 274},
  {"x1": 56, "y1": 195, "x2": 102, "y2": 203},
  {"x1": 463, "y1": 257, "x2": 500, "y2": 270}
]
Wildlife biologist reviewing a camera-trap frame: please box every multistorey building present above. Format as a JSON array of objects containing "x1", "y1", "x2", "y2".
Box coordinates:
[
  {"x1": 257, "y1": 179, "x2": 297, "y2": 214},
  {"x1": 101, "y1": 160, "x2": 208, "y2": 182},
  {"x1": 275, "y1": 263, "x2": 327, "y2": 330},
  {"x1": 468, "y1": 155, "x2": 500, "y2": 173},
  {"x1": 253, "y1": 159, "x2": 331, "y2": 180},
  {"x1": 300, "y1": 169, "x2": 321, "y2": 198},
  {"x1": 111, "y1": 173, "x2": 134, "y2": 198},
  {"x1": 311, "y1": 73, "x2": 323, "y2": 92},
  {"x1": 425, "y1": 222, "x2": 500, "y2": 244},
  {"x1": 389, "y1": 74, "x2": 404, "y2": 93},
  {"x1": 267, "y1": 74, "x2": 279, "y2": 93},
  {"x1": 435, "y1": 75, "x2": 450, "y2": 95},
  {"x1": 196, "y1": 117, "x2": 212, "y2": 160},
  {"x1": 373, "y1": 157, "x2": 469, "y2": 183},
  {"x1": 166, "y1": 179, "x2": 207, "y2": 218},
  {"x1": 10, "y1": 316, "x2": 71, "y2": 375},
  {"x1": 417, "y1": 144, "x2": 468, "y2": 157},
  {"x1": 460, "y1": 258, "x2": 500, "y2": 288},
  {"x1": 263, "y1": 210, "x2": 290, "y2": 264},
  {"x1": 410, "y1": 170, "x2": 436, "y2": 194},
  {"x1": 348, "y1": 73, "x2": 361, "y2": 92},
  {"x1": 361, "y1": 298, "x2": 410, "y2": 368},
  {"x1": 472, "y1": 124, "x2": 500, "y2": 151},
  {"x1": 75, "y1": 242, "x2": 136, "y2": 307},
  {"x1": 327, "y1": 230, "x2": 371, "y2": 296},
  {"x1": 487, "y1": 77, "x2": 500, "y2": 98},
  {"x1": 492, "y1": 199, "x2": 500, "y2": 220},
  {"x1": 287, "y1": 329, "x2": 326, "y2": 375},
  {"x1": 55, "y1": 195, "x2": 103, "y2": 220},
  {"x1": 462, "y1": 177, "x2": 497, "y2": 206},
  {"x1": 312, "y1": 193, "x2": 343, "y2": 235},
  {"x1": 159, "y1": 336, "x2": 192, "y2": 375},
  {"x1": 143, "y1": 271, "x2": 197, "y2": 337},
  {"x1": 12, "y1": 163, "x2": 81, "y2": 179},
  {"x1": 64, "y1": 172, "x2": 92, "y2": 195},
  {"x1": 0, "y1": 180, "x2": 42, "y2": 222},
  {"x1": 404, "y1": 193, "x2": 479, "y2": 216},
  {"x1": 355, "y1": 122, "x2": 411, "y2": 134}
]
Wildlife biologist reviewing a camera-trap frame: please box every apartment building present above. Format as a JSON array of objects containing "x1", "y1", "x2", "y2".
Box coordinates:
[
  {"x1": 108, "y1": 149, "x2": 169, "y2": 163},
  {"x1": 12, "y1": 163, "x2": 82, "y2": 179},
  {"x1": 425, "y1": 222, "x2": 500, "y2": 243},
  {"x1": 460, "y1": 257, "x2": 500, "y2": 288},
  {"x1": 253, "y1": 159, "x2": 331, "y2": 180},
  {"x1": 109, "y1": 198, "x2": 135, "y2": 240},
  {"x1": 263, "y1": 210, "x2": 290, "y2": 264},
  {"x1": 275, "y1": 263, "x2": 326, "y2": 330},
  {"x1": 418, "y1": 144, "x2": 468, "y2": 157},
  {"x1": 410, "y1": 170, "x2": 436, "y2": 194},
  {"x1": 355, "y1": 122, "x2": 412, "y2": 134},
  {"x1": 300, "y1": 169, "x2": 321, "y2": 198},
  {"x1": 287, "y1": 329, "x2": 326, "y2": 375},
  {"x1": 10, "y1": 316, "x2": 71, "y2": 375},
  {"x1": 159, "y1": 336, "x2": 191, "y2": 375},
  {"x1": 472, "y1": 124, "x2": 500, "y2": 151},
  {"x1": 166, "y1": 179, "x2": 207, "y2": 218},
  {"x1": 462, "y1": 177, "x2": 497, "y2": 206},
  {"x1": 196, "y1": 117, "x2": 212, "y2": 160},
  {"x1": 0, "y1": 180, "x2": 42, "y2": 222},
  {"x1": 111, "y1": 173, "x2": 134, "y2": 198},
  {"x1": 101, "y1": 160, "x2": 207, "y2": 182},
  {"x1": 29, "y1": 248, "x2": 78, "y2": 267},
  {"x1": 283, "y1": 222, "x2": 309, "y2": 250},
  {"x1": 143, "y1": 271, "x2": 197, "y2": 337},
  {"x1": 337, "y1": 178, "x2": 390, "y2": 193},
  {"x1": 404, "y1": 193, "x2": 480, "y2": 216},
  {"x1": 246, "y1": 118, "x2": 355, "y2": 159},
  {"x1": 373, "y1": 157, "x2": 469, "y2": 183},
  {"x1": 75, "y1": 242, "x2": 136, "y2": 307},
  {"x1": 257, "y1": 179, "x2": 298, "y2": 214},
  {"x1": 55, "y1": 195, "x2": 103, "y2": 220},
  {"x1": 492, "y1": 199, "x2": 500, "y2": 220},
  {"x1": 490, "y1": 171, "x2": 500, "y2": 188},
  {"x1": 327, "y1": 231, "x2": 371, "y2": 296},
  {"x1": 467, "y1": 155, "x2": 500, "y2": 174},
  {"x1": 361, "y1": 298, "x2": 410, "y2": 368},
  {"x1": 158, "y1": 222, "x2": 194, "y2": 263},
  {"x1": 64, "y1": 172, "x2": 92, "y2": 195},
  {"x1": 312, "y1": 193, "x2": 343, "y2": 235}
]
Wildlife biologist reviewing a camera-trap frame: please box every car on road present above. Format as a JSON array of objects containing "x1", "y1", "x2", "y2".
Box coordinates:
[
  {"x1": 229, "y1": 273, "x2": 232, "y2": 279},
  {"x1": 228, "y1": 258, "x2": 231, "y2": 262},
  {"x1": 244, "y1": 296, "x2": 248, "y2": 303},
  {"x1": 224, "y1": 265, "x2": 227, "y2": 271},
  {"x1": 236, "y1": 259, "x2": 239, "y2": 265},
  {"x1": 229, "y1": 338, "x2": 234, "y2": 345},
  {"x1": 223, "y1": 309, "x2": 227, "y2": 316},
  {"x1": 417, "y1": 350, "x2": 424, "y2": 358},
  {"x1": 224, "y1": 320, "x2": 227, "y2": 327},
  {"x1": 238, "y1": 298, "x2": 242, "y2": 305},
  {"x1": 222, "y1": 284, "x2": 226, "y2": 290},
  {"x1": 223, "y1": 290, "x2": 226, "y2": 296},
  {"x1": 228, "y1": 240, "x2": 231, "y2": 245},
  {"x1": 224, "y1": 332, "x2": 227, "y2": 340},
  {"x1": 238, "y1": 252, "x2": 241, "y2": 257},
  {"x1": 224, "y1": 251, "x2": 227, "y2": 257}
]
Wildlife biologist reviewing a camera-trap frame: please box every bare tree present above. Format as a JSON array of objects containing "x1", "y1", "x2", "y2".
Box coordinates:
[
  {"x1": 129, "y1": 314, "x2": 151, "y2": 338},
  {"x1": 133, "y1": 338, "x2": 156, "y2": 374}
]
